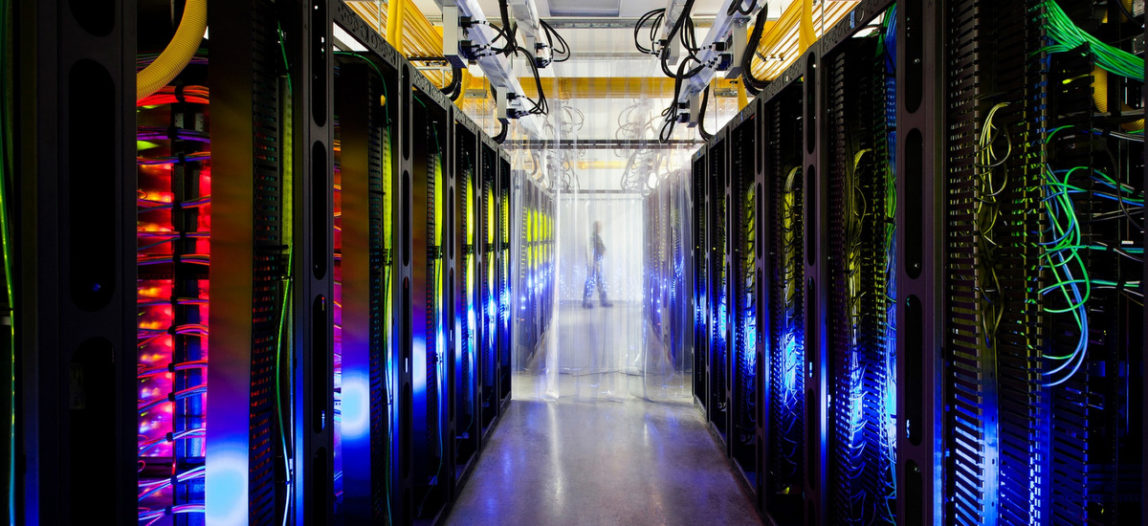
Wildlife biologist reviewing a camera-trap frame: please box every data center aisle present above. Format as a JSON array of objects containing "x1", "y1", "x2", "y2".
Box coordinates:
[{"x1": 443, "y1": 373, "x2": 762, "y2": 525}]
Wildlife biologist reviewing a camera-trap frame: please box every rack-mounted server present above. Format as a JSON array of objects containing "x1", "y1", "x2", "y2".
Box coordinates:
[
  {"x1": 10, "y1": 1, "x2": 514, "y2": 525},
  {"x1": 512, "y1": 174, "x2": 555, "y2": 369},
  {"x1": 692, "y1": 0, "x2": 1145, "y2": 525},
  {"x1": 643, "y1": 173, "x2": 693, "y2": 396},
  {"x1": 762, "y1": 77, "x2": 808, "y2": 526}
]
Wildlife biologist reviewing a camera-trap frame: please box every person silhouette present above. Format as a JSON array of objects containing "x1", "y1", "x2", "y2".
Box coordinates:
[{"x1": 583, "y1": 221, "x2": 612, "y2": 308}]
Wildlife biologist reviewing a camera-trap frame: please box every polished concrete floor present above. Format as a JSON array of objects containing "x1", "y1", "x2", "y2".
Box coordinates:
[{"x1": 444, "y1": 375, "x2": 763, "y2": 526}]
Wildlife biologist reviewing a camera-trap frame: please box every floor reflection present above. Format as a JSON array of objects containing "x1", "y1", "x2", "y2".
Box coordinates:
[
  {"x1": 514, "y1": 301, "x2": 693, "y2": 402},
  {"x1": 445, "y1": 382, "x2": 762, "y2": 526}
]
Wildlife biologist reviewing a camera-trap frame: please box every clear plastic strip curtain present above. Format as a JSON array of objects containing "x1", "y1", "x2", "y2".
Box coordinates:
[{"x1": 463, "y1": 56, "x2": 737, "y2": 402}]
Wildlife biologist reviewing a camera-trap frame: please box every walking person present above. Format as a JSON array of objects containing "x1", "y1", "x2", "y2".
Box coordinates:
[{"x1": 583, "y1": 221, "x2": 613, "y2": 308}]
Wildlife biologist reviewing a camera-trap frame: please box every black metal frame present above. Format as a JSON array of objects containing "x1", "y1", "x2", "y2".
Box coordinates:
[
  {"x1": 16, "y1": 1, "x2": 138, "y2": 523},
  {"x1": 893, "y1": 1, "x2": 943, "y2": 522}
]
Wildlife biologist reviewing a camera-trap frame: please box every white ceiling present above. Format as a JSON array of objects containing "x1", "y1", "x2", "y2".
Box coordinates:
[
  {"x1": 410, "y1": 0, "x2": 727, "y2": 18},
  {"x1": 403, "y1": 0, "x2": 794, "y2": 72},
  {"x1": 409, "y1": 0, "x2": 793, "y2": 20}
]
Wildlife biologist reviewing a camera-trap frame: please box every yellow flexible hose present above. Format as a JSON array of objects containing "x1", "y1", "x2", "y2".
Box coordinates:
[
  {"x1": 136, "y1": 0, "x2": 207, "y2": 101},
  {"x1": 1091, "y1": 66, "x2": 1145, "y2": 131}
]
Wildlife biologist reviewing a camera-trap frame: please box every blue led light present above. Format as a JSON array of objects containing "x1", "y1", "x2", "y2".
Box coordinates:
[
  {"x1": 782, "y1": 331, "x2": 800, "y2": 395},
  {"x1": 717, "y1": 300, "x2": 728, "y2": 336},
  {"x1": 204, "y1": 448, "x2": 250, "y2": 526},
  {"x1": 413, "y1": 336, "x2": 428, "y2": 395},
  {"x1": 341, "y1": 373, "x2": 370, "y2": 440},
  {"x1": 744, "y1": 312, "x2": 757, "y2": 372}
]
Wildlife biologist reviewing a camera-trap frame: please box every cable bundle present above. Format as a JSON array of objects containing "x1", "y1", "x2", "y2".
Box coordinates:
[{"x1": 1039, "y1": 0, "x2": 1144, "y2": 81}]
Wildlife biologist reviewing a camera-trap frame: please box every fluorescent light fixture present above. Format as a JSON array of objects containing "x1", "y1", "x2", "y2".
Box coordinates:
[{"x1": 333, "y1": 23, "x2": 368, "y2": 52}]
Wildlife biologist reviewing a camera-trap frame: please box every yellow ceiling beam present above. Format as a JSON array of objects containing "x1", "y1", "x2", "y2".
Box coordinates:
[
  {"x1": 499, "y1": 77, "x2": 746, "y2": 99},
  {"x1": 454, "y1": 76, "x2": 748, "y2": 112},
  {"x1": 519, "y1": 77, "x2": 678, "y2": 99}
]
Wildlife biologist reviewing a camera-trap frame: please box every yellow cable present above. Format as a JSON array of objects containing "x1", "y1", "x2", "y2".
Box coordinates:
[{"x1": 136, "y1": 0, "x2": 207, "y2": 101}]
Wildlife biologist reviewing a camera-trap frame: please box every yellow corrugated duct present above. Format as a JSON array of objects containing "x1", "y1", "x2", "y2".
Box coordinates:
[
  {"x1": 136, "y1": 0, "x2": 207, "y2": 101},
  {"x1": 748, "y1": 1, "x2": 857, "y2": 81},
  {"x1": 386, "y1": 0, "x2": 405, "y2": 52},
  {"x1": 798, "y1": 0, "x2": 815, "y2": 54},
  {"x1": 1091, "y1": 66, "x2": 1144, "y2": 131},
  {"x1": 348, "y1": 1, "x2": 466, "y2": 92}
]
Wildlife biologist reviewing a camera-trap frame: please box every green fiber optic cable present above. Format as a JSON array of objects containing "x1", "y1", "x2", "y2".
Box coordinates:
[
  {"x1": 278, "y1": 22, "x2": 292, "y2": 94},
  {"x1": 1, "y1": 0, "x2": 15, "y2": 521},
  {"x1": 431, "y1": 135, "x2": 445, "y2": 487},
  {"x1": 334, "y1": 51, "x2": 391, "y2": 124},
  {"x1": 274, "y1": 250, "x2": 294, "y2": 482},
  {"x1": 1040, "y1": 0, "x2": 1144, "y2": 81},
  {"x1": 275, "y1": 45, "x2": 295, "y2": 526},
  {"x1": 381, "y1": 122, "x2": 394, "y2": 524}
]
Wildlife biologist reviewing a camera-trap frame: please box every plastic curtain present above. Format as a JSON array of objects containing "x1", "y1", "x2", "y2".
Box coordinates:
[{"x1": 458, "y1": 56, "x2": 737, "y2": 402}]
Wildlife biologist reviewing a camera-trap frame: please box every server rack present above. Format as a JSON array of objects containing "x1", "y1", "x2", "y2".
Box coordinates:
[
  {"x1": 331, "y1": 4, "x2": 514, "y2": 523},
  {"x1": 692, "y1": 150, "x2": 709, "y2": 409},
  {"x1": 643, "y1": 171, "x2": 693, "y2": 393},
  {"x1": 406, "y1": 80, "x2": 450, "y2": 525},
  {"x1": 205, "y1": 1, "x2": 335, "y2": 524},
  {"x1": 762, "y1": 78, "x2": 807, "y2": 526},
  {"x1": 498, "y1": 152, "x2": 513, "y2": 407},
  {"x1": 452, "y1": 117, "x2": 481, "y2": 487},
  {"x1": 930, "y1": 1, "x2": 1145, "y2": 524},
  {"x1": 479, "y1": 140, "x2": 499, "y2": 436},
  {"x1": 820, "y1": 7, "x2": 898, "y2": 525},
  {"x1": 707, "y1": 129, "x2": 732, "y2": 445},
  {"x1": 693, "y1": 1, "x2": 1145, "y2": 524},
  {"x1": 11, "y1": 1, "x2": 510, "y2": 525},
  {"x1": 727, "y1": 105, "x2": 763, "y2": 497},
  {"x1": 329, "y1": 15, "x2": 402, "y2": 520},
  {"x1": 512, "y1": 174, "x2": 555, "y2": 368}
]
